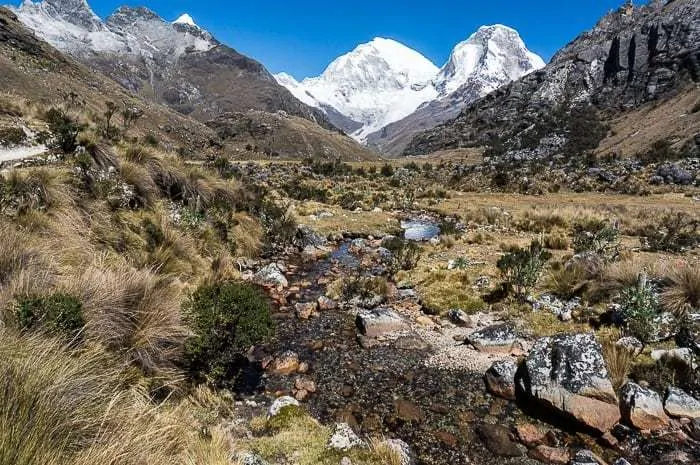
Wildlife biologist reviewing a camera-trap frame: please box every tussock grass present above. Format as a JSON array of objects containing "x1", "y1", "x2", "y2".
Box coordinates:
[
  {"x1": 601, "y1": 335, "x2": 635, "y2": 392},
  {"x1": 591, "y1": 256, "x2": 665, "y2": 301},
  {"x1": 66, "y1": 260, "x2": 186, "y2": 381},
  {"x1": 0, "y1": 168, "x2": 74, "y2": 215},
  {"x1": 662, "y1": 262, "x2": 700, "y2": 317}
]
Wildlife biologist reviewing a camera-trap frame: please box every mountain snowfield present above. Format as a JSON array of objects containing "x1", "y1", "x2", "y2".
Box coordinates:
[
  {"x1": 276, "y1": 25, "x2": 545, "y2": 145},
  {"x1": 10, "y1": 0, "x2": 217, "y2": 59}
]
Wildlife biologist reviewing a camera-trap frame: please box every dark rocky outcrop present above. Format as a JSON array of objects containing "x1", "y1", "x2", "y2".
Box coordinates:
[{"x1": 405, "y1": 0, "x2": 700, "y2": 158}]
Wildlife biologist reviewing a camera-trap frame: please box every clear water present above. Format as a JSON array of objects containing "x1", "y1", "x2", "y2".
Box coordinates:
[{"x1": 401, "y1": 219, "x2": 441, "y2": 241}]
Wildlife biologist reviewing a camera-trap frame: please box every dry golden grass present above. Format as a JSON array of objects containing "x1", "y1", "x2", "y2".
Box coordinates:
[
  {"x1": 601, "y1": 337, "x2": 635, "y2": 392},
  {"x1": 662, "y1": 262, "x2": 700, "y2": 317}
]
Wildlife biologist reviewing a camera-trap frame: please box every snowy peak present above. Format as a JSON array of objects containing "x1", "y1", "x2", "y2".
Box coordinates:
[
  {"x1": 173, "y1": 13, "x2": 198, "y2": 28},
  {"x1": 436, "y1": 24, "x2": 546, "y2": 96},
  {"x1": 40, "y1": 0, "x2": 103, "y2": 31}
]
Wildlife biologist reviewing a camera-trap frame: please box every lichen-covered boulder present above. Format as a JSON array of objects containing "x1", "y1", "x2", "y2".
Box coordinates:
[
  {"x1": 664, "y1": 387, "x2": 700, "y2": 419},
  {"x1": 328, "y1": 423, "x2": 364, "y2": 451},
  {"x1": 620, "y1": 382, "x2": 669, "y2": 430},
  {"x1": 520, "y1": 333, "x2": 619, "y2": 433},
  {"x1": 254, "y1": 263, "x2": 288, "y2": 288},
  {"x1": 484, "y1": 359, "x2": 518, "y2": 401},
  {"x1": 468, "y1": 324, "x2": 520, "y2": 354}
]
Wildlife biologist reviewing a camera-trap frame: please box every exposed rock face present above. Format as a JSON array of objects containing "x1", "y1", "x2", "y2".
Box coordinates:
[
  {"x1": 468, "y1": 324, "x2": 521, "y2": 354},
  {"x1": 664, "y1": 387, "x2": 700, "y2": 419},
  {"x1": 10, "y1": 0, "x2": 334, "y2": 129},
  {"x1": 620, "y1": 382, "x2": 670, "y2": 430},
  {"x1": 484, "y1": 359, "x2": 518, "y2": 400},
  {"x1": 520, "y1": 333, "x2": 620, "y2": 433},
  {"x1": 405, "y1": 0, "x2": 700, "y2": 157}
]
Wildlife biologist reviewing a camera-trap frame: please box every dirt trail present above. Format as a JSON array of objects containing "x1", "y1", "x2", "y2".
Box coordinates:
[{"x1": 0, "y1": 144, "x2": 47, "y2": 164}]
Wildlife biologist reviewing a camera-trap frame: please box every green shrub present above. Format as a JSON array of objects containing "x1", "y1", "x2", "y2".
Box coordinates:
[
  {"x1": 43, "y1": 108, "x2": 84, "y2": 153},
  {"x1": 13, "y1": 293, "x2": 84, "y2": 339},
  {"x1": 572, "y1": 221, "x2": 620, "y2": 262},
  {"x1": 497, "y1": 240, "x2": 552, "y2": 298},
  {"x1": 183, "y1": 281, "x2": 274, "y2": 387},
  {"x1": 259, "y1": 200, "x2": 297, "y2": 251},
  {"x1": 619, "y1": 277, "x2": 660, "y2": 344},
  {"x1": 640, "y1": 212, "x2": 699, "y2": 253},
  {"x1": 380, "y1": 163, "x2": 394, "y2": 177},
  {"x1": 383, "y1": 237, "x2": 421, "y2": 274}
]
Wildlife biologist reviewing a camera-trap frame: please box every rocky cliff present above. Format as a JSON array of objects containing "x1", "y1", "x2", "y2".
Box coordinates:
[{"x1": 405, "y1": 0, "x2": 700, "y2": 158}]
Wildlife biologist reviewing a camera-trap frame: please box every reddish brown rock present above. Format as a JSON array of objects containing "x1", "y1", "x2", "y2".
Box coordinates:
[
  {"x1": 295, "y1": 376, "x2": 317, "y2": 393},
  {"x1": 268, "y1": 351, "x2": 300, "y2": 375},
  {"x1": 434, "y1": 431, "x2": 458, "y2": 448},
  {"x1": 516, "y1": 423, "x2": 548, "y2": 447},
  {"x1": 527, "y1": 445, "x2": 570, "y2": 464},
  {"x1": 295, "y1": 302, "x2": 318, "y2": 320},
  {"x1": 394, "y1": 399, "x2": 423, "y2": 423}
]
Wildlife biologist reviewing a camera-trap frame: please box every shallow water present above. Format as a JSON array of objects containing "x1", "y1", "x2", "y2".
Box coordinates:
[{"x1": 401, "y1": 219, "x2": 440, "y2": 241}]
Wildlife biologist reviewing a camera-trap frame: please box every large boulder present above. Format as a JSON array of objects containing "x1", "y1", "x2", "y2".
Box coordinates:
[
  {"x1": 664, "y1": 387, "x2": 700, "y2": 420},
  {"x1": 267, "y1": 396, "x2": 300, "y2": 418},
  {"x1": 620, "y1": 382, "x2": 669, "y2": 430},
  {"x1": 328, "y1": 423, "x2": 364, "y2": 451},
  {"x1": 520, "y1": 333, "x2": 620, "y2": 433},
  {"x1": 485, "y1": 359, "x2": 518, "y2": 401},
  {"x1": 356, "y1": 307, "x2": 409, "y2": 338},
  {"x1": 254, "y1": 263, "x2": 288, "y2": 288},
  {"x1": 468, "y1": 324, "x2": 521, "y2": 354}
]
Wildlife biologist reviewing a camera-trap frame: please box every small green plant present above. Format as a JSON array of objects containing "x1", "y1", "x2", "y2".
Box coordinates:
[
  {"x1": 573, "y1": 221, "x2": 620, "y2": 262},
  {"x1": 13, "y1": 293, "x2": 84, "y2": 339},
  {"x1": 380, "y1": 163, "x2": 394, "y2": 177},
  {"x1": 497, "y1": 240, "x2": 552, "y2": 298},
  {"x1": 619, "y1": 275, "x2": 660, "y2": 343},
  {"x1": 183, "y1": 281, "x2": 274, "y2": 387},
  {"x1": 383, "y1": 237, "x2": 421, "y2": 274}
]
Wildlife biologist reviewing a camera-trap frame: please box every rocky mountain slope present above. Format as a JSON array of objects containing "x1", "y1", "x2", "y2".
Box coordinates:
[
  {"x1": 276, "y1": 26, "x2": 544, "y2": 153},
  {"x1": 405, "y1": 0, "x2": 700, "y2": 159},
  {"x1": 10, "y1": 0, "x2": 334, "y2": 129},
  {"x1": 0, "y1": 6, "x2": 378, "y2": 162}
]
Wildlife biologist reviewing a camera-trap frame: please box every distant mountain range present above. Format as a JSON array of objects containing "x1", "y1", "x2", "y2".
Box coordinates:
[
  {"x1": 275, "y1": 25, "x2": 545, "y2": 155},
  {"x1": 10, "y1": 0, "x2": 334, "y2": 129}
]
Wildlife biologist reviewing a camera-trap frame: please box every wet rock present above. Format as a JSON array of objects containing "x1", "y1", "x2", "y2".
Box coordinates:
[
  {"x1": 527, "y1": 445, "x2": 570, "y2": 464},
  {"x1": 385, "y1": 438, "x2": 416, "y2": 465},
  {"x1": 269, "y1": 350, "x2": 300, "y2": 375},
  {"x1": 295, "y1": 302, "x2": 318, "y2": 320},
  {"x1": 295, "y1": 224, "x2": 328, "y2": 248},
  {"x1": 664, "y1": 387, "x2": 700, "y2": 419},
  {"x1": 302, "y1": 245, "x2": 331, "y2": 261},
  {"x1": 569, "y1": 449, "x2": 606, "y2": 465},
  {"x1": 328, "y1": 423, "x2": 364, "y2": 451},
  {"x1": 448, "y1": 308, "x2": 472, "y2": 327},
  {"x1": 394, "y1": 399, "x2": 423, "y2": 423},
  {"x1": 317, "y1": 295, "x2": 337, "y2": 311},
  {"x1": 268, "y1": 396, "x2": 300, "y2": 418},
  {"x1": 484, "y1": 359, "x2": 518, "y2": 401},
  {"x1": 468, "y1": 324, "x2": 520, "y2": 354},
  {"x1": 475, "y1": 424, "x2": 523, "y2": 457},
  {"x1": 615, "y1": 337, "x2": 644, "y2": 357},
  {"x1": 620, "y1": 382, "x2": 669, "y2": 431},
  {"x1": 521, "y1": 333, "x2": 619, "y2": 433},
  {"x1": 515, "y1": 423, "x2": 548, "y2": 447},
  {"x1": 254, "y1": 263, "x2": 288, "y2": 288},
  {"x1": 356, "y1": 307, "x2": 409, "y2": 338}
]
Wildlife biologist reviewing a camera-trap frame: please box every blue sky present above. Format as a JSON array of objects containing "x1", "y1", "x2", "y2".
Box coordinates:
[{"x1": 23, "y1": 0, "x2": 626, "y2": 79}]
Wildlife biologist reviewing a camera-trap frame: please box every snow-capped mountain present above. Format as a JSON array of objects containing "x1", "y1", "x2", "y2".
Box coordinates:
[
  {"x1": 8, "y1": 0, "x2": 334, "y2": 128},
  {"x1": 277, "y1": 38, "x2": 439, "y2": 140},
  {"x1": 276, "y1": 25, "x2": 545, "y2": 148}
]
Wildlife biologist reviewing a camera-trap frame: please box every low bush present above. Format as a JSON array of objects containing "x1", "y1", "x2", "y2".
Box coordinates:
[
  {"x1": 13, "y1": 293, "x2": 84, "y2": 339},
  {"x1": 183, "y1": 281, "x2": 274, "y2": 387},
  {"x1": 497, "y1": 240, "x2": 551, "y2": 298},
  {"x1": 572, "y1": 220, "x2": 620, "y2": 262},
  {"x1": 640, "y1": 212, "x2": 699, "y2": 253},
  {"x1": 383, "y1": 237, "x2": 421, "y2": 274},
  {"x1": 619, "y1": 276, "x2": 660, "y2": 344},
  {"x1": 44, "y1": 108, "x2": 84, "y2": 154},
  {"x1": 0, "y1": 127, "x2": 26, "y2": 146}
]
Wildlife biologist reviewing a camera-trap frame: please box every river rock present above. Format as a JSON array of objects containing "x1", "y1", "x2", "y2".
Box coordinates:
[
  {"x1": 267, "y1": 396, "x2": 300, "y2": 418},
  {"x1": 328, "y1": 423, "x2": 364, "y2": 451},
  {"x1": 664, "y1": 387, "x2": 700, "y2": 419},
  {"x1": 448, "y1": 308, "x2": 472, "y2": 327},
  {"x1": 269, "y1": 350, "x2": 300, "y2": 375},
  {"x1": 295, "y1": 302, "x2": 318, "y2": 320},
  {"x1": 254, "y1": 263, "x2": 288, "y2": 288},
  {"x1": 484, "y1": 359, "x2": 518, "y2": 401},
  {"x1": 385, "y1": 438, "x2": 416, "y2": 465},
  {"x1": 356, "y1": 307, "x2": 408, "y2": 338},
  {"x1": 295, "y1": 224, "x2": 327, "y2": 248},
  {"x1": 569, "y1": 450, "x2": 607, "y2": 465},
  {"x1": 302, "y1": 245, "x2": 331, "y2": 261},
  {"x1": 528, "y1": 445, "x2": 570, "y2": 464},
  {"x1": 476, "y1": 424, "x2": 523, "y2": 457},
  {"x1": 521, "y1": 333, "x2": 619, "y2": 433},
  {"x1": 468, "y1": 324, "x2": 520, "y2": 354},
  {"x1": 620, "y1": 382, "x2": 669, "y2": 430}
]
